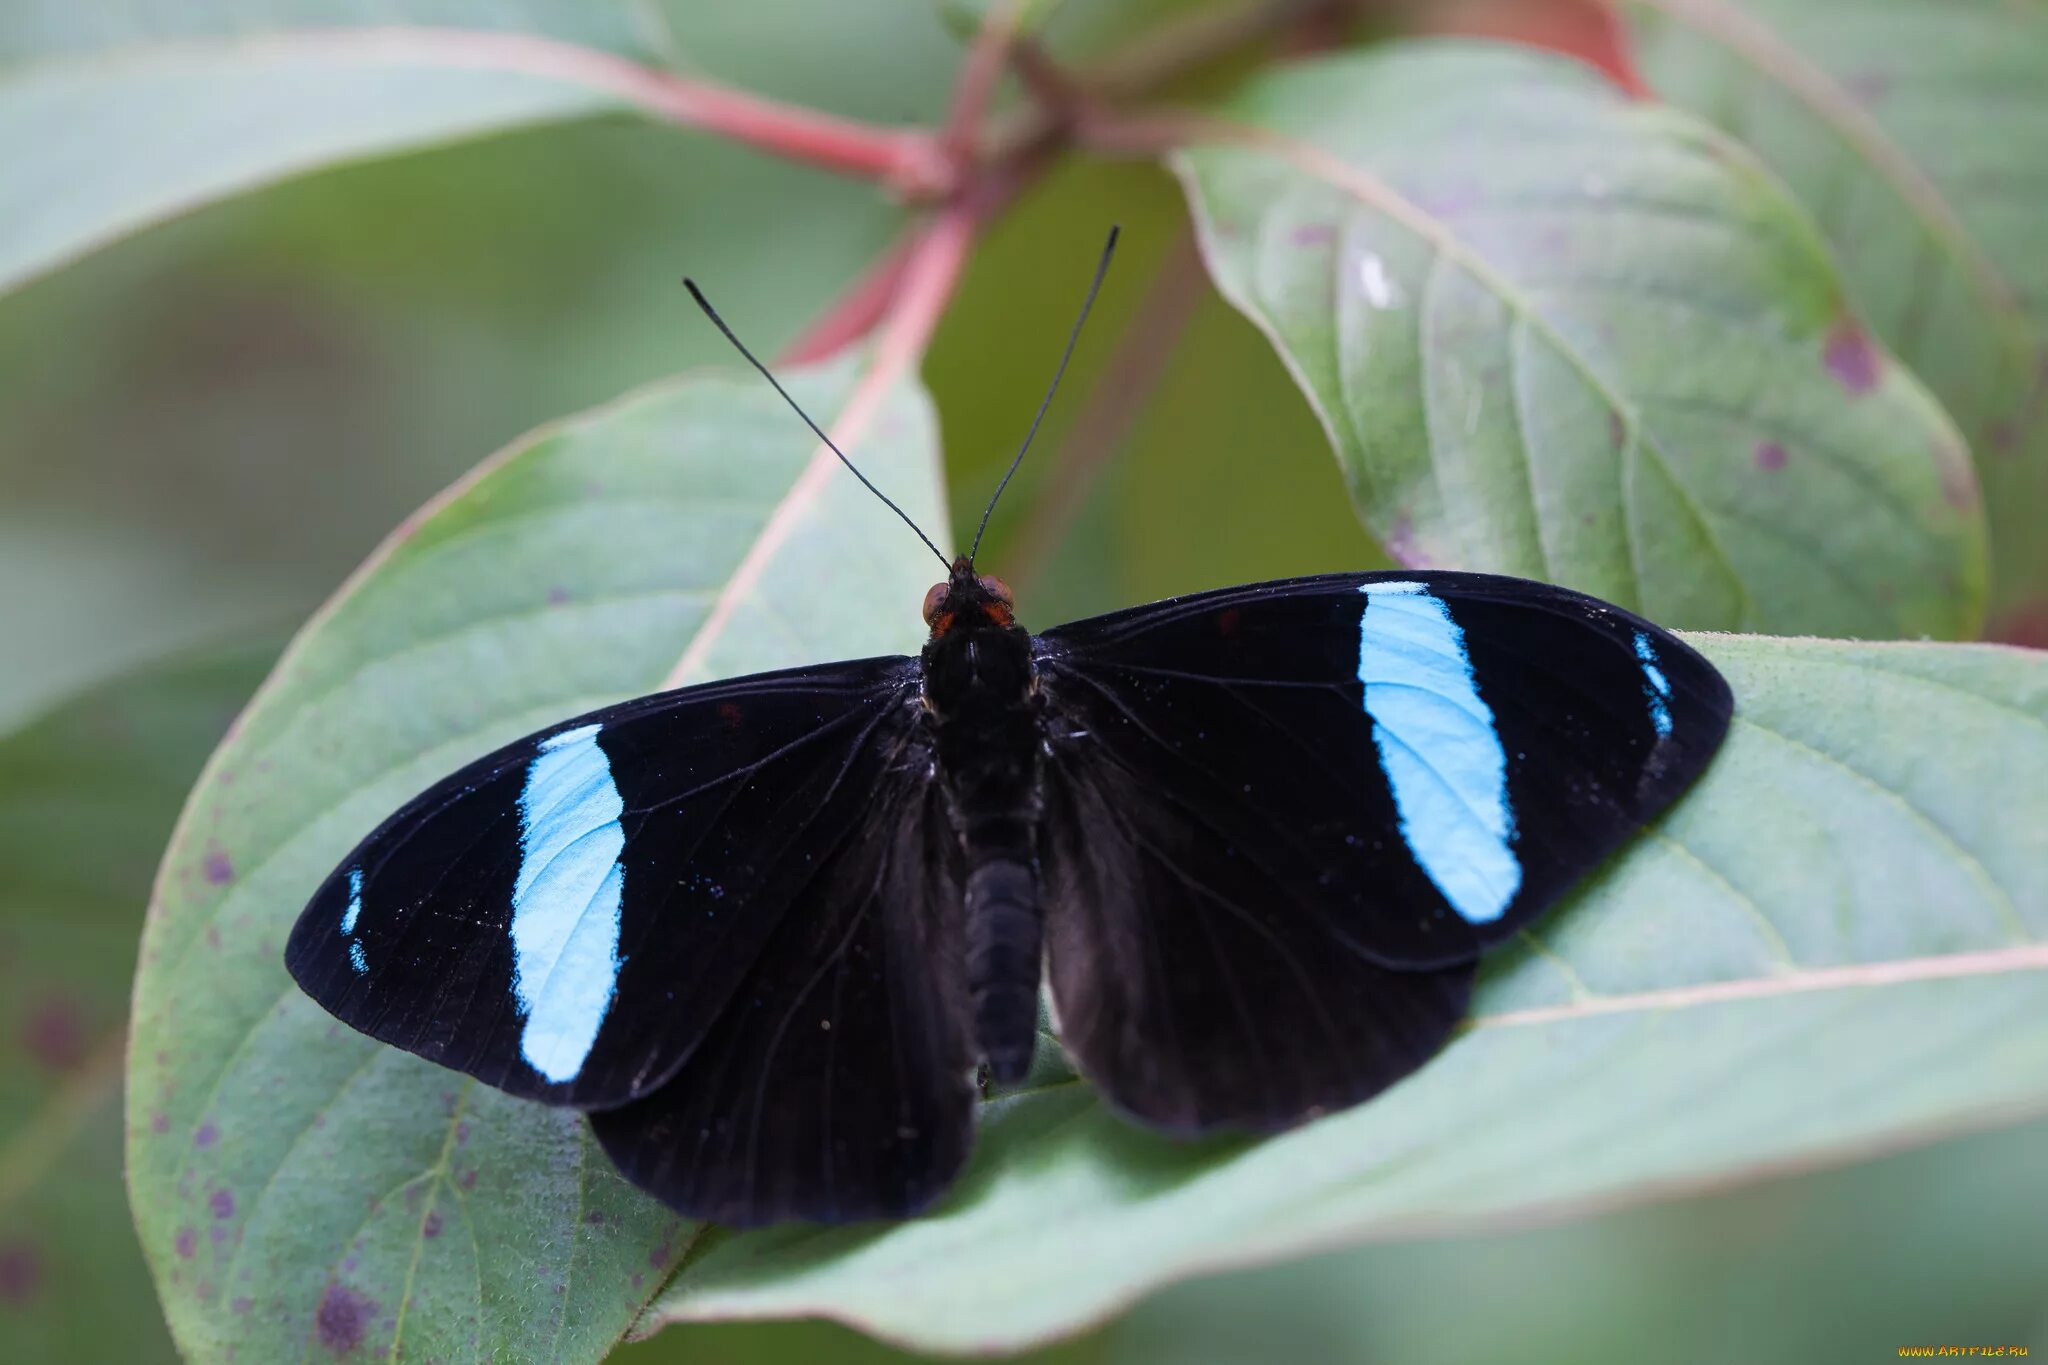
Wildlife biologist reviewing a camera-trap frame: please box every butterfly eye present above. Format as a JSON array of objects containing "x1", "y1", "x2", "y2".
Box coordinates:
[
  {"x1": 922, "y1": 582, "x2": 949, "y2": 625},
  {"x1": 977, "y1": 575, "x2": 1013, "y2": 606}
]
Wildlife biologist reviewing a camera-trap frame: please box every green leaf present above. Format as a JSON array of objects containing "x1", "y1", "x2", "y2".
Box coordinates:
[
  {"x1": 1095, "y1": 1113, "x2": 2048, "y2": 1362},
  {"x1": 124, "y1": 357, "x2": 948, "y2": 1364},
  {"x1": 0, "y1": 3, "x2": 651, "y2": 298},
  {"x1": 0, "y1": 0, "x2": 965, "y2": 302},
  {"x1": 0, "y1": 645, "x2": 269, "y2": 1363},
  {"x1": 1171, "y1": 42, "x2": 1987, "y2": 639},
  {"x1": 640, "y1": 631, "x2": 2048, "y2": 1355},
  {"x1": 1623, "y1": 0, "x2": 2048, "y2": 635}
]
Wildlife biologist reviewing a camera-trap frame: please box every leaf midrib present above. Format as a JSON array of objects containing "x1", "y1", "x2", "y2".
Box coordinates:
[{"x1": 1474, "y1": 939, "x2": 2048, "y2": 1028}]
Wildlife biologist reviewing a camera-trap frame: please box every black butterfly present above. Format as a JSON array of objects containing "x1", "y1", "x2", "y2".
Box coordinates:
[{"x1": 285, "y1": 232, "x2": 1732, "y2": 1226}]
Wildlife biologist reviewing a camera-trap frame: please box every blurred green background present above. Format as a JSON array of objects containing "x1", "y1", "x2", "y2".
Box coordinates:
[{"x1": 2, "y1": 1, "x2": 2044, "y2": 1360}]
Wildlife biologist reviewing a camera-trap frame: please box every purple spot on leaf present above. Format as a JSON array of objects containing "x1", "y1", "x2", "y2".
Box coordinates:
[
  {"x1": 1988, "y1": 602, "x2": 2048, "y2": 648},
  {"x1": 546, "y1": 585, "x2": 572, "y2": 606},
  {"x1": 1384, "y1": 512, "x2": 1419, "y2": 566},
  {"x1": 454, "y1": 1121, "x2": 470, "y2": 1146},
  {"x1": 22, "y1": 996, "x2": 87, "y2": 1072},
  {"x1": 175, "y1": 1227, "x2": 197, "y2": 1259},
  {"x1": 210, "y1": 1188, "x2": 236, "y2": 1219},
  {"x1": 458, "y1": 1169, "x2": 478, "y2": 1190},
  {"x1": 1824, "y1": 321, "x2": 1880, "y2": 394},
  {"x1": 151, "y1": 1111, "x2": 170, "y2": 1135},
  {"x1": 203, "y1": 849, "x2": 234, "y2": 885},
  {"x1": 316, "y1": 1283, "x2": 377, "y2": 1356},
  {"x1": 649, "y1": 1240, "x2": 673, "y2": 1271},
  {"x1": 195, "y1": 1122, "x2": 219, "y2": 1149},
  {"x1": 423, "y1": 1211, "x2": 443, "y2": 1239},
  {"x1": 585, "y1": 1210, "x2": 605, "y2": 1226},
  {"x1": 1844, "y1": 69, "x2": 1890, "y2": 105},
  {"x1": 1413, "y1": 182, "x2": 1483, "y2": 218},
  {"x1": 232, "y1": 1296, "x2": 253, "y2": 1315},
  {"x1": 1289, "y1": 223, "x2": 1334, "y2": 247},
  {"x1": 1754, "y1": 441, "x2": 1788, "y2": 472},
  {"x1": 0, "y1": 1241, "x2": 40, "y2": 1304},
  {"x1": 1937, "y1": 444, "x2": 1978, "y2": 510}
]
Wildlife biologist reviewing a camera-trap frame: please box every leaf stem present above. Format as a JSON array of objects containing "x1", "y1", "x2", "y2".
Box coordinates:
[
  {"x1": 1007, "y1": 226, "x2": 1207, "y2": 593},
  {"x1": 981, "y1": 0, "x2": 1334, "y2": 165},
  {"x1": 943, "y1": 0, "x2": 1031, "y2": 164},
  {"x1": 319, "y1": 27, "x2": 954, "y2": 194},
  {"x1": 662, "y1": 203, "x2": 979, "y2": 688}
]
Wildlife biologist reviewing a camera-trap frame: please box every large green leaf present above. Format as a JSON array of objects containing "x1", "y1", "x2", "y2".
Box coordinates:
[
  {"x1": 1624, "y1": 0, "x2": 2048, "y2": 636},
  {"x1": 0, "y1": 5, "x2": 639, "y2": 297},
  {"x1": 0, "y1": 0, "x2": 964, "y2": 300},
  {"x1": 1171, "y1": 42, "x2": 1987, "y2": 640},
  {"x1": 638, "y1": 636, "x2": 2048, "y2": 1353},
  {"x1": 125, "y1": 357, "x2": 948, "y2": 1364},
  {"x1": 0, "y1": 645, "x2": 269, "y2": 1363},
  {"x1": 617, "y1": 1097, "x2": 2048, "y2": 1360},
  {"x1": 1094, "y1": 1111, "x2": 2048, "y2": 1362}
]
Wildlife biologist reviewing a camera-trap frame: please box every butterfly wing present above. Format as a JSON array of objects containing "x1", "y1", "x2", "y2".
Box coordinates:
[
  {"x1": 1033, "y1": 570, "x2": 1730, "y2": 1131},
  {"x1": 588, "y1": 774, "x2": 972, "y2": 1225},
  {"x1": 284, "y1": 657, "x2": 961, "y2": 1114},
  {"x1": 1038, "y1": 753, "x2": 1478, "y2": 1135}
]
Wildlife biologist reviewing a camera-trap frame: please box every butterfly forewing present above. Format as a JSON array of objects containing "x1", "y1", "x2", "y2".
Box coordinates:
[
  {"x1": 1033, "y1": 570, "x2": 1730, "y2": 1128},
  {"x1": 284, "y1": 657, "x2": 940, "y2": 1113}
]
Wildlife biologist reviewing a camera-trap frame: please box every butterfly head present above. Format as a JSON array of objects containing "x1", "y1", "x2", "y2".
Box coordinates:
[{"x1": 923, "y1": 555, "x2": 1015, "y2": 639}]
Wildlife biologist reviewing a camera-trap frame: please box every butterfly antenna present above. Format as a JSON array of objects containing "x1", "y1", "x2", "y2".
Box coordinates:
[
  {"x1": 968, "y1": 225, "x2": 1120, "y2": 567},
  {"x1": 683, "y1": 278, "x2": 950, "y2": 570}
]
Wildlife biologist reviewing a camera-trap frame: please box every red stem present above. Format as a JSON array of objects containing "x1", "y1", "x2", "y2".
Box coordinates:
[
  {"x1": 661, "y1": 206, "x2": 978, "y2": 686},
  {"x1": 325, "y1": 27, "x2": 954, "y2": 190},
  {"x1": 778, "y1": 233, "x2": 921, "y2": 365},
  {"x1": 872, "y1": 206, "x2": 980, "y2": 373},
  {"x1": 944, "y1": 0, "x2": 1029, "y2": 162},
  {"x1": 1401, "y1": 0, "x2": 1650, "y2": 97},
  {"x1": 1008, "y1": 229, "x2": 1206, "y2": 592}
]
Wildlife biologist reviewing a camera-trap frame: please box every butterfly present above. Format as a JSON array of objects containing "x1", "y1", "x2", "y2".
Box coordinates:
[{"x1": 285, "y1": 230, "x2": 1732, "y2": 1227}]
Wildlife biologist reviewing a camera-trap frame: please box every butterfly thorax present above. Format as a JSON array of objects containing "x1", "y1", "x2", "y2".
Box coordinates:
[{"x1": 919, "y1": 558, "x2": 1046, "y2": 1085}]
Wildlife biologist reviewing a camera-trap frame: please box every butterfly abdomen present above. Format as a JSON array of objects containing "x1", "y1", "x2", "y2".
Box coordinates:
[
  {"x1": 942, "y1": 723, "x2": 1047, "y2": 1086},
  {"x1": 963, "y1": 839, "x2": 1042, "y2": 1085}
]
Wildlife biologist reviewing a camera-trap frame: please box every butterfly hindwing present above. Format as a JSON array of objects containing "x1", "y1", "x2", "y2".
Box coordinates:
[
  {"x1": 284, "y1": 656, "x2": 948, "y2": 1116},
  {"x1": 1033, "y1": 570, "x2": 1730, "y2": 1129},
  {"x1": 1039, "y1": 749, "x2": 1478, "y2": 1133},
  {"x1": 589, "y1": 776, "x2": 974, "y2": 1226}
]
